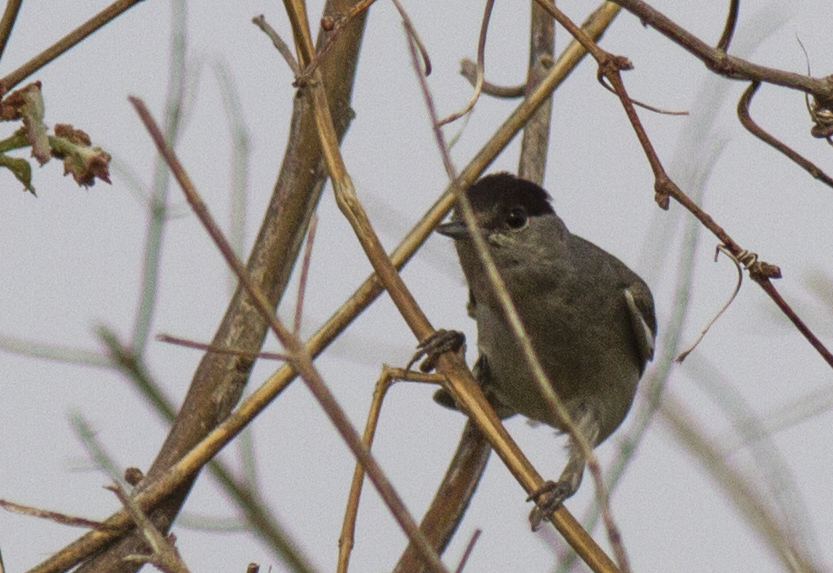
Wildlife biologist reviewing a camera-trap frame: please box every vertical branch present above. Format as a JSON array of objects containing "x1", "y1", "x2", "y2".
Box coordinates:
[
  {"x1": 518, "y1": 0, "x2": 556, "y2": 183},
  {"x1": 72, "y1": 2, "x2": 370, "y2": 573},
  {"x1": 132, "y1": 0, "x2": 188, "y2": 355},
  {"x1": 338, "y1": 369, "x2": 443, "y2": 573},
  {"x1": 395, "y1": 4, "x2": 623, "y2": 573}
]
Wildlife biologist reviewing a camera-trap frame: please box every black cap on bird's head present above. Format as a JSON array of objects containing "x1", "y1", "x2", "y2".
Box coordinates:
[{"x1": 437, "y1": 172, "x2": 555, "y2": 239}]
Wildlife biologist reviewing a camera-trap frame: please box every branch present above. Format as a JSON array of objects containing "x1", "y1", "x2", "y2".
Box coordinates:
[
  {"x1": 534, "y1": 0, "x2": 833, "y2": 371},
  {"x1": 69, "y1": 1, "x2": 370, "y2": 572},
  {"x1": 0, "y1": 0, "x2": 147, "y2": 94}
]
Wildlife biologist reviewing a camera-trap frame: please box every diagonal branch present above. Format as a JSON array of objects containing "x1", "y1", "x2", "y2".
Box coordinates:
[
  {"x1": 69, "y1": 2, "x2": 370, "y2": 572},
  {"x1": 534, "y1": 0, "x2": 833, "y2": 372},
  {"x1": 0, "y1": 0, "x2": 146, "y2": 94},
  {"x1": 611, "y1": 0, "x2": 833, "y2": 106}
]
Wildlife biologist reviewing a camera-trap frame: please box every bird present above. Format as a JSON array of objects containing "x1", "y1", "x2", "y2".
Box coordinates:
[{"x1": 428, "y1": 172, "x2": 656, "y2": 530}]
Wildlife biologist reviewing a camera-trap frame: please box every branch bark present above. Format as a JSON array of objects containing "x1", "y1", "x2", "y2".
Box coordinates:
[{"x1": 73, "y1": 2, "x2": 368, "y2": 572}]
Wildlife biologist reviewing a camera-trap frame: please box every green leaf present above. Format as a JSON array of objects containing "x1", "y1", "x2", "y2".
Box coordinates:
[{"x1": 0, "y1": 154, "x2": 36, "y2": 195}]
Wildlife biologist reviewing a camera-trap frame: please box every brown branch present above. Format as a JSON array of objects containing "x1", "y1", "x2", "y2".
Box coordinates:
[
  {"x1": 737, "y1": 82, "x2": 833, "y2": 189},
  {"x1": 294, "y1": 214, "x2": 318, "y2": 335},
  {"x1": 715, "y1": 0, "x2": 740, "y2": 52},
  {"x1": 397, "y1": 5, "x2": 625, "y2": 573},
  {"x1": 0, "y1": 0, "x2": 147, "y2": 95},
  {"x1": 338, "y1": 367, "x2": 444, "y2": 573},
  {"x1": 390, "y1": 0, "x2": 431, "y2": 77},
  {"x1": 533, "y1": 0, "x2": 833, "y2": 373},
  {"x1": 251, "y1": 14, "x2": 302, "y2": 78},
  {"x1": 436, "y1": 0, "x2": 494, "y2": 126},
  {"x1": 155, "y1": 334, "x2": 288, "y2": 362},
  {"x1": 612, "y1": 0, "x2": 833, "y2": 106},
  {"x1": 68, "y1": 2, "x2": 370, "y2": 572},
  {"x1": 0, "y1": 500, "x2": 104, "y2": 530},
  {"x1": 28, "y1": 6, "x2": 626, "y2": 573},
  {"x1": 459, "y1": 58, "x2": 526, "y2": 98},
  {"x1": 519, "y1": 0, "x2": 556, "y2": 183},
  {"x1": 0, "y1": 0, "x2": 23, "y2": 62}
]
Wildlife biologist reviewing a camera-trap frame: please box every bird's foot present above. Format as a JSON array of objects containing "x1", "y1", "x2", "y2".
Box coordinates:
[
  {"x1": 527, "y1": 480, "x2": 573, "y2": 531},
  {"x1": 407, "y1": 329, "x2": 466, "y2": 373}
]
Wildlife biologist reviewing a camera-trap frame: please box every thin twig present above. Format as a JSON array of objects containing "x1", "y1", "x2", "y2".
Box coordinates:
[
  {"x1": 459, "y1": 58, "x2": 525, "y2": 98},
  {"x1": 454, "y1": 529, "x2": 481, "y2": 573},
  {"x1": 716, "y1": 0, "x2": 740, "y2": 52},
  {"x1": 737, "y1": 81, "x2": 833, "y2": 189},
  {"x1": 252, "y1": 15, "x2": 302, "y2": 79},
  {"x1": 0, "y1": 0, "x2": 23, "y2": 61},
  {"x1": 676, "y1": 245, "x2": 744, "y2": 362},
  {"x1": 404, "y1": 9, "x2": 621, "y2": 573},
  {"x1": 294, "y1": 214, "x2": 318, "y2": 335},
  {"x1": 597, "y1": 77, "x2": 689, "y2": 115},
  {"x1": 0, "y1": 500, "x2": 104, "y2": 530},
  {"x1": 795, "y1": 37, "x2": 833, "y2": 144},
  {"x1": 131, "y1": 0, "x2": 188, "y2": 355},
  {"x1": 436, "y1": 0, "x2": 494, "y2": 126},
  {"x1": 156, "y1": 334, "x2": 288, "y2": 362},
  {"x1": 519, "y1": 0, "x2": 555, "y2": 184},
  {"x1": 390, "y1": 0, "x2": 431, "y2": 77},
  {"x1": 133, "y1": 94, "x2": 449, "y2": 573},
  {"x1": 0, "y1": 0, "x2": 147, "y2": 94},
  {"x1": 338, "y1": 367, "x2": 444, "y2": 573}
]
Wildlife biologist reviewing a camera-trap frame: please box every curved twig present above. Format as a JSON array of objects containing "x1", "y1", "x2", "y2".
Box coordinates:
[
  {"x1": 390, "y1": 0, "x2": 431, "y2": 77},
  {"x1": 437, "y1": 0, "x2": 495, "y2": 126},
  {"x1": 533, "y1": 0, "x2": 833, "y2": 372},
  {"x1": 737, "y1": 82, "x2": 833, "y2": 189},
  {"x1": 676, "y1": 245, "x2": 744, "y2": 363},
  {"x1": 716, "y1": 0, "x2": 740, "y2": 52},
  {"x1": 460, "y1": 58, "x2": 526, "y2": 99}
]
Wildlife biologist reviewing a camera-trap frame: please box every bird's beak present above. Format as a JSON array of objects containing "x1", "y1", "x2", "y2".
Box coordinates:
[{"x1": 436, "y1": 220, "x2": 469, "y2": 239}]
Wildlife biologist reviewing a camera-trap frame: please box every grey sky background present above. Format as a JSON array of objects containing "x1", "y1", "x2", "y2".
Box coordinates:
[{"x1": 2, "y1": 0, "x2": 833, "y2": 572}]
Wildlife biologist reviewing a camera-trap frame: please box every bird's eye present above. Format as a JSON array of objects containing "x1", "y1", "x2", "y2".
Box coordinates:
[{"x1": 505, "y1": 207, "x2": 528, "y2": 230}]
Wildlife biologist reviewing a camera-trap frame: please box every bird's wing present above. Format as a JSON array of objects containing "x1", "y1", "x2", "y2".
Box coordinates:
[{"x1": 624, "y1": 282, "x2": 657, "y2": 370}]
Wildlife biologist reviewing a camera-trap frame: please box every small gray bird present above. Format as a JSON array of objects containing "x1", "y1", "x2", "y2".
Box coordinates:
[{"x1": 431, "y1": 172, "x2": 656, "y2": 530}]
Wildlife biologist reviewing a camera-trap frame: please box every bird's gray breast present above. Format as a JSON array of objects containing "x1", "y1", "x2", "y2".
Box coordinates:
[{"x1": 474, "y1": 261, "x2": 642, "y2": 441}]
